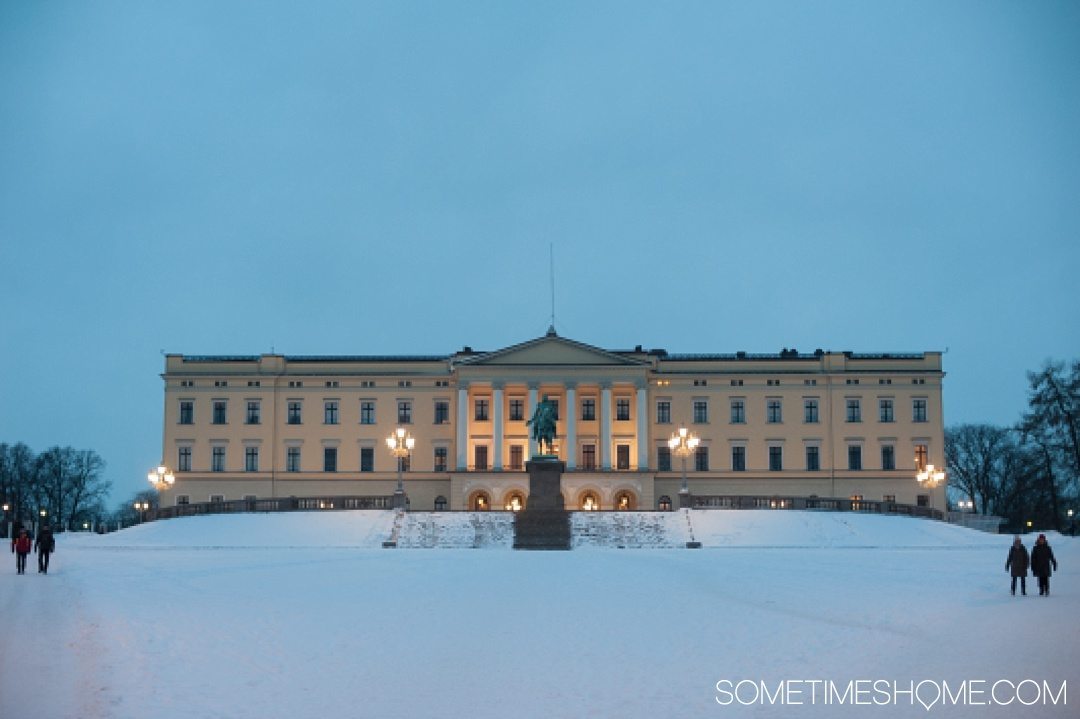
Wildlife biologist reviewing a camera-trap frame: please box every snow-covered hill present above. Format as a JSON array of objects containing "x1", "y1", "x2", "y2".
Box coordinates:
[
  {"x1": 6, "y1": 512, "x2": 1075, "y2": 719},
  {"x1": 62, "y1": 508, "x2": 1016, "y2": 550}
]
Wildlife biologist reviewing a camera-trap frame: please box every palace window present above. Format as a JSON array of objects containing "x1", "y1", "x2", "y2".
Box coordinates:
[
  {"x1": 433, "y1": 447, "x2": 447, "y2": 472},
  {"x1": 658, "y1": 495, "x2": 673, "y2": 511},
  {"x1": 658, "y1": 446, "x2": 672, "y2": 471},
  {"x1": 693, "y1": 400, "x2": 708, "y2": 424},
  {"x1": 913, "y1": 399, "x2": 928, "y2": 423},
  {"x1": 730, "y1": 399, "x2": 745, "y2": 424},
  {"x1": 804, "y1": 399, "x2": 819, "y2": 423},
  {"x1": 288, "y1": 401, "x2": 302, "y2": 425},
  {"x1": 475, "y1": 398, "x2": 489, "y2": 422},
  {"x1": 616, "y1": 398, "x2": 630, "y2": 421},
  {"x1": 360, "y1": 401, "x2": 375, "y2": 425},
  {"x1": 882, "y1": 445, "x2": 896, "y2": 470},
  {"x1": 286, "y1": 447, "x2": 301, "y2": 472},
  {"x1": 915, "y1": 444, "x2": 928, "y2": 471},
  {"x1": 212, "y1": 446, "x2": 225, "y2": 472},
  {"x1": 212, "y1": 400, "x2": 227, "y2": 425},
  {"x1": 434, "y1": 400, "x2": 450, "y2": 424},
  {"x1": 510, "y1": 399, "x2": 525, "y2": 421},
  {"x1": 848, "y1": 445, "x2": 862, "y2": 471},
  {"x1": 178, "y1": 446, "x2": 191, "y2": 472},
  {"x1": 846, "y1": 399, "x2": 861, "y2": 423},
  {"x1": 434, "y1": 496, "x2": 448, "y2": 511},
  {"x1": 769, "y1": 446, "x2": 783, "y2": 471},
  {"x1": 323, "y1": 447, "x2": 337, "y2": 472},
  {"x1": 581, "y1": 444, "x2": 596, "y2": 470},
  {"x1": 616, "y1": 444, "x2": 630, "y2": 470},
  {"x1": 694, "y1": 446, "x2": 709, "y2": 471},
  {"x1": 580, "y1": 398, "x2": 595, "y2": 422},
  {"x1": 179, "y1": 400, "x2": 194, "y2": 425},
  {"x1": 398, "y1": 400, "x2": 412, "y2": 424},
  {"x1": 732, "y1": 446, "x2": 746, "y2": 472},
  {"x1": 324, "y1": 401, "x2": 339, "y2": 425},
  {"x1": 246, "y1": 401, "x2": 261, "y2": 425},
  {"x1": 656, "y1": 400, "x2": 671, "y2": 424},
  {"x1": 361, "y1": 447, "x2": 374, "y2": 472},
  {"x1": 509, "y1": 445, "x2": 524, "y2": 471},
  {"x1": 880, "y1": 399, "x2": 895, "y2": 423},
  {"x1": 806, "y1": 446, "x2": 820, "y2": 471},
  {"x1": 767, "y1": 399, "x2": 782, "y2": 424},
  {"x1": 474, "y1": 446, "x2": 488, "y2": 471},
  {"x1": 245, "y1": 447, "x2": 259, "y2": 472}
]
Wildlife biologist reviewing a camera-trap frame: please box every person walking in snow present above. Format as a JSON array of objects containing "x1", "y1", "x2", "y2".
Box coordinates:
[
  {"x1": 1005, "y1": 536, "x2": 1029, "y2": 595},
  {"x1": 11, "y1": 528, "x2": 31, "y2": 574},
  {"x1": 35, "y1": 525, "x2": 55, "y2": 574},
  {"x1": 1030, "y1": 534, "x2": 1058, "y2": 596}
]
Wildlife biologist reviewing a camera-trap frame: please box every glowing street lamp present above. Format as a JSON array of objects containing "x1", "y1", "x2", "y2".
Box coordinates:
[
  {"x1": 133, "y1": 501, "x2": 151, "y2": 523},
  {"x1": 147, "y1": 464, "x2": 175, "y2": 490},
  {"x1": 386, "y1": 427, "x2": 415, "y2": 510},
  {"x1": 916, "y1": 463, "x2": 945, "y2": 518},
  {"x1": 668, "y1": 427, "x2": 700, "y2": 509}
]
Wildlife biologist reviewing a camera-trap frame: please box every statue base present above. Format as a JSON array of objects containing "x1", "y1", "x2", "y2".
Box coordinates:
[{"x1": 513, "y1": 459, "x2": 570, "y2": 550}]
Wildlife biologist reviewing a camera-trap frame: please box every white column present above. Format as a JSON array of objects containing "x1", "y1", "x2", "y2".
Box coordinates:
[
  {"x1": 493, "y1": 383, "x2": 504, "y2": 470},
  {"x1": 456, "y1": 384, "x2": 469, "y2": 470},
  {"x1": 636, "y1": 382, "x2": 648, "y2": 470},
  {"x1": 527, "y1": 384, "x2": 539, "y2": 457},
  {"x1": 601, "y1": 384, "x2": 612, "y2": 470},
  {"x1": 565, "y1": 384, "x2": 577, "y2": 470}
]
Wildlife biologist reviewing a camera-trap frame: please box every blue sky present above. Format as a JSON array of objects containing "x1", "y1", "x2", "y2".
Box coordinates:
[{"x1": 2, "y1": 1, "x2": 1078, "y2": 505}]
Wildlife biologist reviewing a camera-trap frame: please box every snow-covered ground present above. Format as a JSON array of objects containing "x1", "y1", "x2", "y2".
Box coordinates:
[{"x1": 1, "y1": 511, "x2": 1076, "y2": 719}]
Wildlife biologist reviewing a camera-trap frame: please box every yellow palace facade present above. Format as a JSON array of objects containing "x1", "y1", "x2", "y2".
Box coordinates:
[{"x1": 156, "y1": 331, "x2": 946, "y2": 512}]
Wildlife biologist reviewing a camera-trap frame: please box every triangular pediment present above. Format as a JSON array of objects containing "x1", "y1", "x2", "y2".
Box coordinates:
[{"x1": 458, "y1": 335, "x2": 648, "y2": 367}]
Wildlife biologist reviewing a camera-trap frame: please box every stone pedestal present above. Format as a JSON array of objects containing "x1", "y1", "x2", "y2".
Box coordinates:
[{"x1": 514, "y1": 458, "x2": 570, "y2": 550}]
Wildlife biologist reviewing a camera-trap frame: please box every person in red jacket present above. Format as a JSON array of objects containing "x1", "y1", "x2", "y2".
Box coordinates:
[{"x1": 11, "y1": 528, "x2": 31, "y2": 574}]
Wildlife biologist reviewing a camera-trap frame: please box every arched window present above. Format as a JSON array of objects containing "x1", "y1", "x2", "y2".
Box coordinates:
[
  {"x1": 471, "y1": 492, "x2": 491, "y2": 511},
  {"x1": 504, "y1": 492, "x2": 526, "y2": 512},
  {"x1": 658, "y1": 495, "x2": 672, "y2": 511},
  {"x1": 614, "y1": 491, "x2": 636, "y2": 511},
  {"x1": 580, "y1": 492, "x2": 600, "y2": 511},
  {"x1": 434, "y1": 495, "x2": 448, "y2": 511}
]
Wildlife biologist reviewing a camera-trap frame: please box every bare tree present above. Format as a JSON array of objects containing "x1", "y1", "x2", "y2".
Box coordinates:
[
  {"x1": 946, "y1": 424, "x2": 1013, "y2": 515},
  {"x1": 0, "y1": 442, "x2": 41, "y2": 533}
]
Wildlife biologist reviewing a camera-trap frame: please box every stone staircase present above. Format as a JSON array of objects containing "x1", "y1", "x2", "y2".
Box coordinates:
[
  {"x1": 396, "y1": 511, "x2": 515, "y2": 549},
  {"x1": 571, "y1": 510, "x2": 688, "y2": 548}
]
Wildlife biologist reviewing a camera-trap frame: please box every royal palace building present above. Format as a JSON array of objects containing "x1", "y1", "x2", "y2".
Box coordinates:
[{"x1": 156, "y1": 330, "x2": 946, "y2": 512}]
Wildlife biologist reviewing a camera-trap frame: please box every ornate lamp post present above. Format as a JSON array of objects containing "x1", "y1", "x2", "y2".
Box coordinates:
[
  {"x1": 668, "y1": 427, "x2": 700, "y2": 509},
  {"x1": 1, "y1": 502, "x2": 10, "y2": 539},
  {"x1": 916, "y1": 463, "x2": 946, "y2": 519},
  {"x1": 147, "y1": 464, "x2": 175, "y2": 490},
  {"x1": 386, "y1": 427, "x2": 415, "y2": 510}
]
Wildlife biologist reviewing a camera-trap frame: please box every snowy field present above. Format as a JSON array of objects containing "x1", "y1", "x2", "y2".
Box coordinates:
[{"x1": 1, "y1": 510, "x2": 1076, "y2": 719}]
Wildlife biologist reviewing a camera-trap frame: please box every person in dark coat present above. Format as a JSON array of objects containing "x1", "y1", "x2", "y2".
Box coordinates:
[
  {"x1": 11, "y1": 528, "x2": 31, "y2": 574},
  {"x1": 1030, "y1": 534, "x2": 1058, "y2": 596},
  {"x1": 35, "y1": 525, "x2": 55, "y2": 574},
  {"x1": 1005, "y1": 536, "x2": 1029, "y2": 595}
]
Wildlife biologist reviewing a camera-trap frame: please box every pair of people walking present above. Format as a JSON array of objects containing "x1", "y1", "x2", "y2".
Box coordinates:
[
  {"x1": 1006, "y1": 534, "x2": 1058, "y2": 596},
  {"x1": 10, "y1": 526, "x2": 55, "y2": 575}
]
